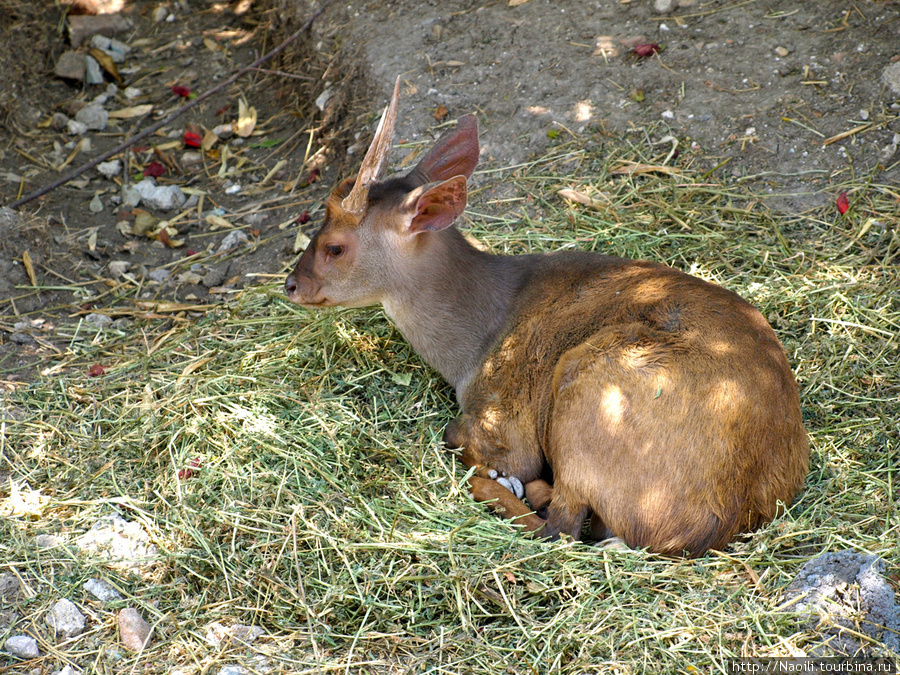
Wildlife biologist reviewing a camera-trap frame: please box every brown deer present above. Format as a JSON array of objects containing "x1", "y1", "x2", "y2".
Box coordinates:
[{"x1": 284, "y1": 78, "x2": 809, "y2": 556}]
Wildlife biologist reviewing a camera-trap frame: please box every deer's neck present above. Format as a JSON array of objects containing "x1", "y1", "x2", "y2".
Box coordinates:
[{"x1": 382, "y1": 228, "x2": 525, "y2": 399}]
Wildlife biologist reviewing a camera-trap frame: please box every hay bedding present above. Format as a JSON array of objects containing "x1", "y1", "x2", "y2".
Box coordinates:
[{"x1": 2, "y1": 134, "x2": 898, "y2": 671}]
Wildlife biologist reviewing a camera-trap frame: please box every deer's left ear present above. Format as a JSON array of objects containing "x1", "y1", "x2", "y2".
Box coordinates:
[
  {"x1": 401, "y1": 175, "x2": 468, "y2": 234},
  {"x1": 407, "y1": 115, "x2": 479, "y2": 185}
]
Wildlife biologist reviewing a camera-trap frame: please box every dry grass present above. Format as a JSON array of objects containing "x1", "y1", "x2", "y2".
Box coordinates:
[{"x1": 2, "y1": 128, "x2": 899, "y2": 673}]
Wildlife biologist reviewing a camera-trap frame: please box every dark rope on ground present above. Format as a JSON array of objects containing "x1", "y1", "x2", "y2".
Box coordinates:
[{"x1": 9, "y1": 0, "x2": 332, "y2": 210}]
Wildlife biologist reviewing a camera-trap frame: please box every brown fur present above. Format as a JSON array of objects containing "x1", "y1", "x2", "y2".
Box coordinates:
[{"x1": 285, "y1": 110, "x2": 809, "y2": 557}]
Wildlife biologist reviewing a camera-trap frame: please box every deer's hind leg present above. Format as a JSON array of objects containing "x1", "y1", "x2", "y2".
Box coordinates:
[{"x1": 539, "y1": 322, "x2": 697, "y2": 550}]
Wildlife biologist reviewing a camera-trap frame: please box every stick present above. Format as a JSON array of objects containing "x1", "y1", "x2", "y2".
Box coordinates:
[{"x1": 9, "y1": 0, "x2": 332, "y2": 210}]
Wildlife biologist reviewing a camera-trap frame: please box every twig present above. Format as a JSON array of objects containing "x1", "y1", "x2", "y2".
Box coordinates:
[{"x1": 9, "y1": 0, "x2": 332, "y2": 210}]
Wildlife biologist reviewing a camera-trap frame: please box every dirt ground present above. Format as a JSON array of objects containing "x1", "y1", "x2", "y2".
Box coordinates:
[{"x1": 1, "y1": 0, "x2": 899, "y2": 380}]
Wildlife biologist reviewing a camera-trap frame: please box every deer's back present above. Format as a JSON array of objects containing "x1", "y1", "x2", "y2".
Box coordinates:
[{"x1": 460, "y1": 251, "x2": 807, "y2": 553}]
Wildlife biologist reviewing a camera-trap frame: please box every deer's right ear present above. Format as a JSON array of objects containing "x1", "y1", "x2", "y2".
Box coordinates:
[
  {"x1": 408, "y1": 116, "x2": 479, "y2": 184},
  {"x1": 402, "y1": 175, "x2": 468, "y2": 234}
]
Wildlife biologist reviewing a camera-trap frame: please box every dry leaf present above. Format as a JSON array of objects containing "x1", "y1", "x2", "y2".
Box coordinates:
[
  {"x1": 235, "y1": 98, "x2": 257, "y2": 138},
  {"x1": 509, "y1": 0, "x2": 531, "y2": 5},
  {"x1": 201, "y1": 129, "x2": 219, "y2": 151},
  {"x1": 22, "y1": 250, "x2": 37, "y2": 285},
  {"x1": 558, "y1": 188, "x2": 611, "y2": 210},
  {"x1": 108, "y1": 104, "x2": 154, "y2": 119},
  {"x1": 434, "y1": 104, "x2": 449, "y2": 122},
  {"x1": 205, "y1": 214, "x2": 234, "y2": 230},
  {"x1": 610, "y1": 162, "x2": 681, "y2": 176},
  {"x1": 89, "y1": 47, "x2": 121, "y2": 82},
  {"x1": 132, "y1": 209, "x2": 159, "y2": 236},
  {"x1": 203, "y1": 37, "x2": 221, "y2": 52}
]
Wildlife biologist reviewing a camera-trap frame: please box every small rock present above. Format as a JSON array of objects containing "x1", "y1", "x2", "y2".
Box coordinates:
[
  {"x1": 54, "y1": 51, "x2": 86, "y2": 81},
  {"x1": 85, "y1": 313, "x2": 113, "y2": 327},
  {"x1": 122, "y1": 186, "x2": 142, "y2": 207},
  {"x1": 218, "y1": 667, "x2": 248, "y2": 675},
  {"x1": 51, "y1": 112, "x2": 70, "y2": 130},
  {"x1": 204, "y1": 621, "x2": 265, "y2": 648},
  {"x1": 90, "y1": 34, "x2": 112, "y2": 50},
  {"x1": 653, "y1": 0, "x2": 676, "y2": 14},
  {"x1": 97, "y1": 160, "x2": 123, "y2": 179},
  {"x1": 661, "y1": 110, "x2": 675, "y2": 120},
  {"x1": 56, "y1": 666, "x2": 81, "y2": 675},
  {"x1": 84, "y1": 578, "x2": 123, "y2": 602},
  {"x1": 859, "y1": 109, "x2": 869, "y2": 121},
  {"x1": 123, "y1": 86, "x2": 142, "y2": 100},
  {"x1": 0, "y1": 575, "x2": 19, "y2": 601},
  {"x1": 118, "y1": 608, "x2": 152, "y2": 652},
  {"x1": 107, "y1": 261, "x2": 131, "y2": 278},
  {"x1": 176, "y1": 271, "x2": 204, "y2": 285},
  {"x1": 152, "y1": 5, "x2": 170, "y2": 22},
  {"x1": 45, "y1": 599, "x2": 86, "y2": 639},
  {"x1": 230, "y1": 624, "x2": 264, "y2": 643},
  {"x1": 217, "y1": 230, "x2": 249, "y2": 253},
  {"x1": 84, "y1": 56, "x2": 104, "y2": 85},
  {"x1": 109, "y1": 39, "x2": 131, "y2": 58},
  {"x1": 75, "y1": 103, "x2": 108, "y2": 131},
  {"x1": 202, "y1": 266, "x2": 228, "y2": 288},
  {"x1": 149, "y1": 268, "x2": 171, "y2": 283},
  {"x1": 76, "y1": 514, "x2": 158, "y2": 568},
  {"x1": 4, "y1": 635, "x2": 40, "y2": 659},
  {"x1": 224, "y1": 183, "x2": 242, "y2": 195},
  {"x1": 782, "y1": 550, "x2": 900, "y2": 655},
  {"x1": 212, "y1": 123, "x2": 234, "y2": 139},
  {"x1": 883, "y1": 61, "x2": 900, "y2": 96},
  {"x1": 89, "y1": 193, "x2": 104, "y2": 214},
  {"x1": 315, "y1": 87, "x2": 333, "y2": 112},
  {"x1": 132, "y1": 179, "x2": 186, "y2": 211},
  {"x1": 90, "y1": 35, "x2": 130, "y2": 64},
  {"x1": 181, "y1": 151, "x2": 202, "y2": 166},
  {"x1": 775, "y1": 46, "x2": 790, "y2": 58},
  {"x1": 68, "y1": 13, "x2": 133, "y2": 47},
  {"x1": 34, "y1": 533, "x2": 61, "y2": 548}
]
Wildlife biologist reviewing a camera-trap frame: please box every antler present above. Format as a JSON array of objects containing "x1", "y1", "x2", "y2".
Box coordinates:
[{"x1": 341, "y1": 76, "x2": 401, "y2": 215}]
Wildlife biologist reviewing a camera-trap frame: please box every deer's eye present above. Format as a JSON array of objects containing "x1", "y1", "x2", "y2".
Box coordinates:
[{"x1": 325, "y1": 244, "x2": 344, "y2": 258}]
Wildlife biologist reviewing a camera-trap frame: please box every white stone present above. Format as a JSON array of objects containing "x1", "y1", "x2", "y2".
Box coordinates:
[
  {"x1": 107, "y1": 261, "x2": 131, "y2": 278},
  {"x1": 45, "y1": 599, "x2": 86, "y2": 638},
  {"x1": 5, "y1": 635, "x2": 40, "y2": 659},
  {"x1": 97, "y1": 160, "x2": 122, "y2": 179},
  {"x1": 84, "y1": 56, "x2": 104, "y2": 85},
  {"x1": 67, "y1": 120, "x2": 88, "y2": 136},
  {"x1": 131, "y1": 178, "x2": 186, "y2": 212},
  {"x1": 85, "y1": 313, "x2": 112, "y2": 327},
  {"x1": 75, "y1": 103, "x2": 109, "y2": 131},
  {"x1": 883, "y1": 61, "x2": 900, "y2": 96},
  {"x1": 217, "y1": 230, "x2": 249, "y2": 253}
]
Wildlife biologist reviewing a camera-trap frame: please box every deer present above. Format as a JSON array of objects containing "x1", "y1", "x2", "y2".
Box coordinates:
[{"x1": 284, "y1": 78, "x2": 809, "y2": 557}]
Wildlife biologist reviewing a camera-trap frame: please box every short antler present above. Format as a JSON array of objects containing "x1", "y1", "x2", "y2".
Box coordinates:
[{"x1": 341, "y1": 76, "x2": 401, "y2": 215}]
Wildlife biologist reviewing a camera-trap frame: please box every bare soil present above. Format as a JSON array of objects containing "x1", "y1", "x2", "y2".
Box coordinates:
[{"x1": 1, "y1": 0, "x2": 899, "y2": 380}]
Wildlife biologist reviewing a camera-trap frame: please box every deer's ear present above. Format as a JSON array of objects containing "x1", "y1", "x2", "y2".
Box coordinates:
[
  {"x1": 402, "y1": 175, "x2": 468, "y2": 234},
  {"x1": 408, "y1": 116, "x2": 479, "y2": 185}
]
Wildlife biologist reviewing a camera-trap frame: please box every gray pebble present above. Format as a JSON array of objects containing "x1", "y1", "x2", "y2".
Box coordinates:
[{"x1": 4, "y1": 635, "x2": 40, "y2": 659}]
